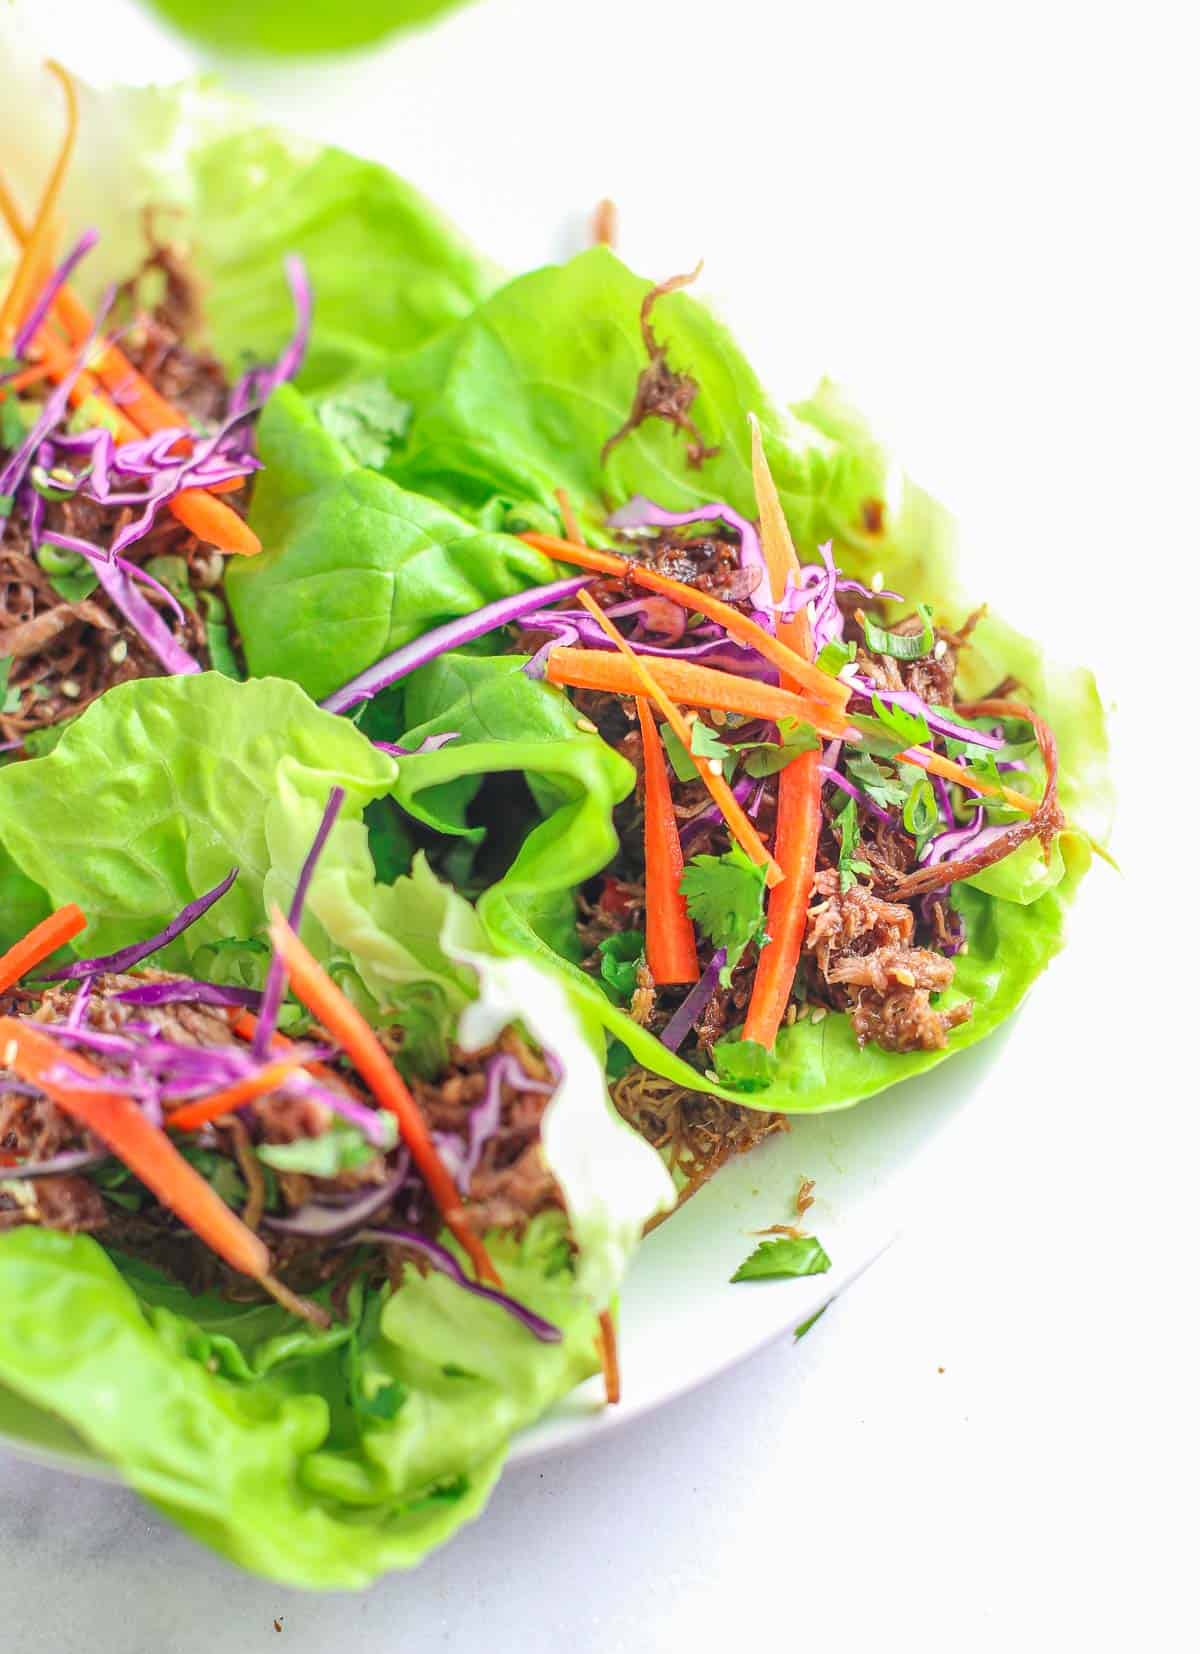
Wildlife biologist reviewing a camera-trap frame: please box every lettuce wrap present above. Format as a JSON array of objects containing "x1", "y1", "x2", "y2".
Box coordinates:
[{"x1": 0, "y1": 674, "x2": 673, "y2": 1586}]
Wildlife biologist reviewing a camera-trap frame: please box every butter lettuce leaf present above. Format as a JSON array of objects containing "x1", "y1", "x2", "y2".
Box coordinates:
[{"x1": 226, "y1": 386, "x2": 557, "y2": 702}]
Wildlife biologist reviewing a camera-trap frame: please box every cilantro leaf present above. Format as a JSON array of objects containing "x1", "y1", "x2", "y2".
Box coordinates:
[
  {"x1": 733, "y1": 717, "x2": 820, "y2": 779},
  {"x1": 711, "y1": 1034, "x2": 774, "y2": 1091},
  {"x1": 597, "y1": 930, "x2": 645, "y2": 1002},
  {"x1": 845, "y1": 752, "x2": 908, "y2": 810},
  {"x1": 870, "y1": 693, "x2": 932, "y2": 748},
  {"x1": 794, "y1": 1307, "x2": 828, "y2": 1341},
  {"x1": 659, "y1": 717, "x2": 726, "y2": 783},
  {"x1": 861, "y1": 603, "x2": 935, "y2": 660},
  {"x1": 257, "y1": 1114, "x2": 397, "y2": 1177},
  {"x1": 315, "y1": 379, "x2": 412, "y2": 469},
  {"x1": 680, "y1": 847, "x2": 766, "y2": 983},
  {"x1": 731, "y1": 1235, "x2": 832, "y2": 1283},
  {"x1": 833, "y1": 795, "x2": 871, "y2": 892}
]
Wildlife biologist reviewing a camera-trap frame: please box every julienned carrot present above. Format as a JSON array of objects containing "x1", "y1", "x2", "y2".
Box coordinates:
[
  {"x1": 520, "y1": 532, "x2": 851, "y2": 709},
  {"x1": 26, "y1": 324, "x2": 261, "y2": 556},
  {"x1": 743, "y1": 419, "x2": 823, "y2": 1050},
  {"x1": 0, "y1": 1017, "x2": 269, "y2": 1279},
  {"x1": 596, "y1": 1307, "x2": 620, "y2": 1405},
  {"x1": 897, "y1": 744, "x2": 1037, "y2": 817},
  {"x1": 265, "y1": 910, "x2": 501, "y2": 1288},
  {"x1": 544, "y1": 647, "x2": 853, "y2": 739},
  {"x1": 0, "y1": 905, "x2": 87, "y2": 994},
  {"x1": 0, "y1": 61, "x2": 76, "y2": 353},
  {"x1": 636, "y1": 698, "x2": 699, "y2": 986},
  {"x1": 166, "y1": 1056, "x2": 313, "y2": 1133},
  {"x1": 576, "y1": 591, "x2": 783, "y2": 885}
]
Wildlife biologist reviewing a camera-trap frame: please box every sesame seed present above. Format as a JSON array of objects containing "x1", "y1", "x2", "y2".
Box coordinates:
[
  {"x1": 60, "y1": 679, "x2": 81, "y2": 700},
  {"x1": 838, "y1": 662, "x2": 859, "y2": 681},
  {"x1": 49, "y1": 466, "x2": 75, "y2": 485},
  {"x1": 805, "y1": 600, "x2": 818, "y2": 623},
  {"x1": 870, "y1": 570, "x2": 884, "y2": 592},
  {"x1": 893, "y1": 967, "x2": 916, "y2": 987},
  {"x1": 704, "y1": 1070, "x2": 720, "y2": 1084},
  {"x1": 109, "y1": 639, "x2": 128, "y2": 664},
  {"x1": 785, "y1": 1003, "x2": 798, "y2": 1025},
  {"x1": 933, "y1": 638, "x2": 948, "y2": 660},
  {"x1": 809, "y1": 1006, "x2": 827, "y2": 1025},
  {"x1": 960, "y1": 943, "x2": 970, "y2": 956},
  {"x1": 706, "y1": 757, "x2": 723, "y2": 777},
  {"x1": 3, "y1": 1040, "x2": 17, "y2": 1067},
  {"x1": 683, "y1": 709, "x2": 698, "y2": 725},
  {"x1": 575, "y1": 716, "x2": 599, "y2": 734}
]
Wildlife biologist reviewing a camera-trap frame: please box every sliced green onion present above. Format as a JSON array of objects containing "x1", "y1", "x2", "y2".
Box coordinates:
[{"x1": 862, "y1": 603, "x2": 935, "y2": 660}]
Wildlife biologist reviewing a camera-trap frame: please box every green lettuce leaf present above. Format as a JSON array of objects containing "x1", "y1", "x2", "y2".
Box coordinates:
[
  {"x1": 0, "y1": 1221, "x2": 592, "y2": 1589},
  {"x1": 225, "y1": 386, "x2": 557, "y2": 702},
  {"x1": 0, "y1": 37, "x2": 500, "y2": 390}
]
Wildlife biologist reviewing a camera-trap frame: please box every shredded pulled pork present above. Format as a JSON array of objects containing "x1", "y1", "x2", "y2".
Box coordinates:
[
  {"x1": 602, "y1": 266, "x2": 719, "y2": 470},
  {"x1": 806, "y1": 872, "x2": 971, "y2": 1051},
  {"x1": 611, "y1": 1063, "x2": 785, "y2": 1225}
]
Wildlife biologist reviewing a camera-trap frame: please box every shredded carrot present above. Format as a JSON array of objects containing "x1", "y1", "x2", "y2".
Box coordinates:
[
  {"x1": 898, "y1": 744, "x2": 1037, "y2": 816},
  {"x1": 596, "y1": 1307, "x2": 620, "y2": 1404},
  {"x1": 165, "y1": 1056, "x2": 313, "y2": 1133},
  {"x1": 553, "y1": 486, "x2": 584, "y2": 545},
  {"x1": 636, "y1": 697, "x2": 699, "y2": 986},
  {"x1": 521, "y1": 531, "x2": 850, "y2": 709},
  {"x1": 577, "y1": 590, "x2": 782, "y2": 885},
  {"x1": 0, "y1": 1018, "x2": 269, "y2": 1278},
  {"x1": 743, "y1": 418, "x2": 823, "y2": 1049},
  {"x1": 265, "y1": 910, "x2": 501, "y2": 1287},
  {"x1": 24, "y1": 323, "x2": 261, "y2": 555},
  {"x1": 592, "y1": 198, "x2": 618, "y2": 249},
  {"x1": 544, "y1": 647, "x2": 853, "y2": 739},
  {"x1": 0, "y1": 905, "x2": 87, "y2": 994},
  {"x1": 0, "y1": 61, "x2": 76, "y2": 353}
]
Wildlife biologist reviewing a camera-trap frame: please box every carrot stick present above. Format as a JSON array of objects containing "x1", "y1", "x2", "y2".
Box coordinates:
[
  {"x1": 0, "y1": 61, "x2": 76, "y2": 353},
  {"x1": 896, "y1": 744, "x2": 1037, "y2": 817},
  {"x1": 0, "y1": 1017, "x2": 269, "y2": 1278},
  {"x1": 521, "y1": 532, "x2": 850, "y2": 709},
  {"x1": 544, "y1": 647, "x2": 853, "y2": 739},
  {"x1": 165, "y1": 1056, "x2": 313, "y2": 1133},
  {"x1": 25, "y1": 324, "x2": 261, "y2": 555},
  {"x1": 596, "y1": 1307, "x2": 620, "y2": 1405},
  {"x1": 744, "y1": 418, "x2": 823, "y2": 1050},
  {"x1": 636, "y1": 698, "x2": 699, "y2": 986},
  {"x1": 576, "y1": 591, "x2": 783, "y2": 885},
  {"x1": 265, "y1": 910, "x2": 501, "y2": 1287},
  {"x1": 0, "y1": 905, "x2": 87, "y2": 994}
]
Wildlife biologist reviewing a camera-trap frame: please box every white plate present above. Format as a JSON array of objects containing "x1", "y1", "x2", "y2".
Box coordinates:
[{"x1": 2, "y1": 1018, "x2": 1004, "y2": 1481}]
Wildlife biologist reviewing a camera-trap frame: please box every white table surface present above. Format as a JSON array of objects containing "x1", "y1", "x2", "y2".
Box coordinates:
[{"x1": 2, "y1": 0, "x2": 1193, "y2": 1646}]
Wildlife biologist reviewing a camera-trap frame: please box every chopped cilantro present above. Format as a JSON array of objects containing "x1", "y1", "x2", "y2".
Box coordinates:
[
  {"x1": 660, "y1": 717, "x2": 726, "y2": 783},
  {"x1": 870, "y1": 693, "x2": 932, "y2": 748},
  {"x1": 845, "y1": 752, "x2": 908, "y2": 810},
  {"x1": 833, "y1": 795, "x2": 872, "y2": 892},
  {"x1": 680, "y1": 846, "x2": 767, "y2": 983},
  {"x1": 731, "y1": 1234, "x2": 831, "y2": 1282},
  {"x1": 1, "y1": 395, "x2": 26, "y2": 450},
  {"x1": 257, "y1": 1115, "x2": 397, "y2": 1178},
  {"x1": 597, "y1": 930, "x2": 645, "y2": 1002},
  {"x1": 711, "y1": 1034, "x2": 773, "y2": 1091},
  {"x1": 315, "y1": 379, "x2": 411, "y2": 469}
]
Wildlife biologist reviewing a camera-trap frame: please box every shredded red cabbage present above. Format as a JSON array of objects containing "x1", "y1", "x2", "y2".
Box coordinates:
[
  {"x1": 819, "y1": 765, "x2": 893, "y2": 823},
  {"x1": 261, "y1": 1168, "x2": 407, "y2": 1238},
  {"x1": 41, "y1": 867, "x2": 239, "y2": 981},
  {"x1": 0, "y1": 1146, "x2": 108, "y2": 1182},
  {"x1": 660, "y1": 948, "x2": 728, "y2": 1051},
  {"x1": 90, "y1": 551, "x2": 202, "y2": 675},
  {"x1": 609, "y1": 495, "x2": 770, "y2": 615},
  {"x1": 0, "y1": 287, "x2": 113, "y2": 498},
  {"x1": 12, "y1": 228, "x2": 100, "y2": 357},
  {"x1": 438, "y1": 1052, "x2": 555, "y2": 1196},
  {"x1": 113, "y1": 981, "x2": 264, "y2": 1011},
  {"x1": 678, "y1": 778, "x2": 755, "y2": 850},
  {"x1": 354, "y1": 1226, "x2": 563, "y2": 1342},
  {"x1": 847, "y1": 682, "x2": 1005, "y2": 750},
  {"x1": 321, "y1": 576, "x2": 592, "y2": 713},
  {"x1": 254, "y1": 786, "x2": 345, "y2": 1058},
  {"x1": 918, "y1": 808, "x2": 1009, "y2": 867}
]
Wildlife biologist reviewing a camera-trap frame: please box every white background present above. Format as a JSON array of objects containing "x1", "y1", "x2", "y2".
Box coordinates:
[{"x1": 2, "y1": 0, "x2": 1195, "y2": 1648}]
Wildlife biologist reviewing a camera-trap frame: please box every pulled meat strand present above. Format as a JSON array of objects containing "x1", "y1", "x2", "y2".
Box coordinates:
[
  {"x1": 602, "y1": 265, "x2": 719, "y2": 469},
  {"x1": 886, "y1": 699, "x2": 1063, "y2": 900}
]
